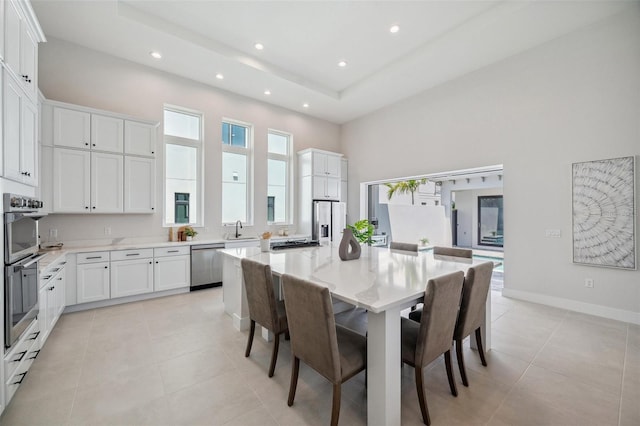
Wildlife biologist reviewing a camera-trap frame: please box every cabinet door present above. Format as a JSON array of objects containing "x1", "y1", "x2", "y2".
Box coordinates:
[
  {"x1": 124, "y1": 121, "x2": 156, "y2": 157},
  {"x1": 91, "y1": 114, "x2": 123, "y2": 153},
  {"x1": 0, "y1": 0, "x2": 5, "y2": 60},
  {"x1": 20, "y1": 22, "x2": 37, "y2": 100},
  {"x1": 111, "y1": 259, "x2": 153, "y2": 298},
  {"x1": 53, "y1": 148, "x2": 91, "y2": 212},
  {"x1": 20, "y1": 98, "x2": 37, "y2": 185},
  {"x1": 312, "y1": 152, "x2": 327, "y2": 176},
  {"x1": 52, "y1": 268, "x2": 66, "y2": 325},
  {"x1": 38, "y1": 285, "x2": 51, "y2": 343},
  {"x1": 91, "y1": 152, "x2": 124, "y2": 213},
  {"x1": 326, "y1": 177, "x2": 340, "y2": 200},
  {"x1": 53, "y1": 107, "x2": 91, "y2": 149},
  {"x1": 77, "y1": 262, "x2": 110, "y2": 304},
  {"x1": 4, "y1": 0, "x2": 21, "y2": 77},
  {"x1": 3, "y1": 72, "x2": 21, "y2": 181},
  {"x1": 325, "y1": 155, "x2": 341, "y2": 178},
  {"x1": 312, "y1": 176, "x2": 327, "y2": 199},
  {"x1": 154, "y1": 255, "x2": 190, "y2": 291},
  {"x1": 124, "y1": 156, "x2": 155, "y2": 213},
  {"x1": 340, "y1": 180, "x2": 348, "y2": 205}
]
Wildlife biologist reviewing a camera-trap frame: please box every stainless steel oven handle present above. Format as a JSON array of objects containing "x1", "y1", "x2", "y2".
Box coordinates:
[{"x1": 21, "y1": 254, "x2": 47, "y2": 269}]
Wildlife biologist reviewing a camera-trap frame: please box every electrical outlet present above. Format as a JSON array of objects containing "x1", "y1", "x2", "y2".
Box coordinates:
[
  {"x1": 545, "y1": 229, "x2": 561, "y2": 238},
  {"x1": 104, "y1": 227, "x2": 112, "y2": 235},
  {"x1": 585, "y1": 278, "x2": 594, "y2": 288}
]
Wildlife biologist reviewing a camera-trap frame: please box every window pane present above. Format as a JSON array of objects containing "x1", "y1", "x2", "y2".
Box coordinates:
[
  {"x1": 165, "y1": 144, "x2": 198, "y2": 224},
  {"x1": 231, "y1": 124, "x2": 247, "y2": 147},
  {"x1": 222, "y1": 122, "x2": 230, "y2": 145},
  {"x1": 268, "y1": 133, "x2": 288, "y2": 155},
  {"x1": 268, "y1": 159, "x2": 287, "y2": 223},
  {"x1": 222, "y1": 152, "x2": 247, "y2": 223},
  {"x1": 164, "y1": 110, "x2": 200, "y2": 140}
]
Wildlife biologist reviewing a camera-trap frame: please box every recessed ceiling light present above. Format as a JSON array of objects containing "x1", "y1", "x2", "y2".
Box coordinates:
[
  {"x1": 337, "y1": 60, "x2": 347, "y2": 68},
  {"x1": 216, "y1": 73, "x2": 224, "y2": 80},
  {"x1": 149, "y1": 51, "x2": 162, "y2": 59},
  {"x1": 390, "y1": 25, "x2": 400, "y2": 34},
  {"x1": 264, "y1": 89, "x2": 271, "y2": 95},
  {"x1": 254, "y1": 42, "x2": 264, "y2": 50},
  {"x1": 303, "y1": 103, "x2": 309, "y2": 108}
]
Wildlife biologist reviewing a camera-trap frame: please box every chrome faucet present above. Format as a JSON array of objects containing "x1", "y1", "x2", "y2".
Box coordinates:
[{"x1": 235, "y1": 220, "x2": 243, "y2": 238}]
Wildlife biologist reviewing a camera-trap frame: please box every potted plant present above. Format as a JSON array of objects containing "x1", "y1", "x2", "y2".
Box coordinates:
[
  {"x1": 184, "y1": 226, "x2": 198, "y2": 241},
  {"x1": 419, "y1": 237, "x2": 429, "y2": 247},
  {"x1": 346, "y1": 219, "x2": 374, "y2": 245}
]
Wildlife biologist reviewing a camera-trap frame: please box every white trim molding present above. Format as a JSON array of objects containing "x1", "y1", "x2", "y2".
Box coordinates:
[{"x1": 502, "y1": 288, "x2": 640, "y2": 325}]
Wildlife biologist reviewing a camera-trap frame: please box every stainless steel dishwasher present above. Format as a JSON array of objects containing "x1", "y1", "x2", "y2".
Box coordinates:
[{"x1": 190, "y1": 243, "x2": 225, "y2": 290}]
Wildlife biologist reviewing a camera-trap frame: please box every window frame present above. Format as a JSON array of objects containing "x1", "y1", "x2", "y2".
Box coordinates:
[
  {"x1": 162, "y1": 105, "x2": 204, "y2": 228},
  {"x1": 267, "y1": 128, "x2": 293, "y2": 225},
  {"x1": 221, "y1": 117, "x2": 254, "y2": 226}
]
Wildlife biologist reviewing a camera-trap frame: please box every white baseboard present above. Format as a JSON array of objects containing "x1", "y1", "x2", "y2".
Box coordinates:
[
  {"x1": 232, "y1": 313, "x2": 250, "y2": 331},
  {"x1": 502, "y1": 288, "x2": 640, "y2": 325}
]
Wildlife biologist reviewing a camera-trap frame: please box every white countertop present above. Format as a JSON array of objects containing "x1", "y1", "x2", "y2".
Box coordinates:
[{"x1": 221, "y1": 244, "x2": 489, "y2": 313}]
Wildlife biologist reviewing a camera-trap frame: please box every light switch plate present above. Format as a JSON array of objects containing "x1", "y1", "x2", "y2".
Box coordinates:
[{"x1": 545, "y1": 229, "x2": 561, "y2": 238}]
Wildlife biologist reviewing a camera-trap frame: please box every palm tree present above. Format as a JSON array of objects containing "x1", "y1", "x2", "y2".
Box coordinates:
[{"x1": 385, "y1": 178, "x2": 427, "y2": 205}]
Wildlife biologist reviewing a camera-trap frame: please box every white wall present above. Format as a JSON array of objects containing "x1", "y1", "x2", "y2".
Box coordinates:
[
  {"x1": 453, "y1": 188, "x2": 504, "y2": 248},
  {"x1": 37, "y1": 38, "x2": 340, "y2": 244},
  {"x1": 387, "y1": 205, "x2": 450, "y2": 247},
  {"x1": 341, "y1": 10, "x2": 640, "y2": 321}
]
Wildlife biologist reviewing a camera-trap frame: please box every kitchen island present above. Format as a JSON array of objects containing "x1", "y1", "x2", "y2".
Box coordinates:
[{"x1": 221, "y1": 243, "x2": 493, "y2": 426}]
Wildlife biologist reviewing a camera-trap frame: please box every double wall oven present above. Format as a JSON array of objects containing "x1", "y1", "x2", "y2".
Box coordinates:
[{"x1": 4, "y1": 194, "x2": 45, "y2": 349}]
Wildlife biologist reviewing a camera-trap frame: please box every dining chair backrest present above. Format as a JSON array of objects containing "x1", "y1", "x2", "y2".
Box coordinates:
[
  {"x1": 282, "y1": 274, "x2": 341, "y2": 383},
  {"x1": 455, "y1": 261, "x2": 494, "y2": 340},
  {"x1": 241, "y1": 258, "x2": 280, "y2": 332},
  {"x1": 415, "y1": 271, "x2": 464, "y2": 367},
  {"x1": 390, "y1": 242, "x2": 419, "y2": 252},
  {"x1": 433, "y1": 246, "x2": 472, "y2": 258}
]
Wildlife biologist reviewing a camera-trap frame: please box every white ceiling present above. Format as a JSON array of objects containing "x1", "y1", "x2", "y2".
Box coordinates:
[{"x1": 32, "y1": 1, "x2": 630, "y2": 124}]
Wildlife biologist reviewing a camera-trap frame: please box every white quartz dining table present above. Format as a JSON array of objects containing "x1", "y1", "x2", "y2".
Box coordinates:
[{"x1": 220, "y1": 243, "x2": 492, "y2": 425}]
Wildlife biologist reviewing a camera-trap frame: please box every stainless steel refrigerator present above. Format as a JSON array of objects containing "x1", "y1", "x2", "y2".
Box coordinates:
[{"x1": 312, "y1": 200, "x2": 346, "y2": 243}]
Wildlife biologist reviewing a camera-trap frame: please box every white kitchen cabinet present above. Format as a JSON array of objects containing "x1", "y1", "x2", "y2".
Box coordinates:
[
  {"x1": 111, "y1": 257, "x2": 154, "y2": 298},
  {"x1": 19, "y1": 15, "x2": 37, "y2": 100},
  {"x1": 91, "y1": 114, "x2": 123, "y2": 153},
  {"x1": 39, "y1": 263, "x2": 65, "y2": 346},
  {"x1": 4, "y1": 0, "x2": 38, "y2": 100},
  {"x1": 77, "y1": 261, "x2": 110, "y2": 304},
  {"x1": 53, "y1": 148, "x2": 91, "y2": 212},
  {"x1": 53, "y1": 107, "x2": 91, "y2": 149},
  {"x1": 124, "y1": 156, "x2": 155, "y2": 213},
  {"x1": 312, "y1": 151, "x2": 341, "y2": 178},
  {"x1": 312, "y1": 176, "x2": 340, "y2": 200},
  {"x1": 3, "y1": 320, "x2": 40, "y2": 406},
  {"x1": 4, "y1": 0, "x2": 21, "y2": 85},
  {"x1": 3, "y1": 70, "x2": 36, "y2": 185},
  {"x1": 125, "y1": 121, "x2": 156, "y2": 157},
  {"x1": 154, "y1": 255, "x2": 190, "y2": 291},
  {"x1": 0, "y1": 0, "x2": 5, "y2": 60},
  {"x1": 91, "y1": 152, "x2": 124, "y2": 213}
]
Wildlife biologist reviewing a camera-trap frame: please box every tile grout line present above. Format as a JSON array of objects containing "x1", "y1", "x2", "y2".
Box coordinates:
[
  {"x1": 65, "y1": 309, "x2": 95, "y2": 425},
  {"x1": 617, "y1": 323, "x2": 629, "y2": 426}
]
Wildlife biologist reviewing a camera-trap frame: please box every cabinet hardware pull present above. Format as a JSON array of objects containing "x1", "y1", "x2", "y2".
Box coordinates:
[
  {"x1": 49, "y1": 286, "x2": 55, "y2": 291},
  {"x1": 85, "y1": 206, "x2": 89, "y2": 209},
  {"x1": 11, "y1": 372, "x2": 28, "y2": 385},
  {"x1": 61, "y1": 262, "x2": 67, "y2": 265},
  {"x1": 11, "y1": 351, "x2": 27, "y2": 363},
  {"x1": 151, "y1": 207, "x2": 154, "y2": 210},
  {"x1": 51, "y1": 268, "x2": 60, "y2": 272},
  {"x1": 126, "y1": 253, "x2": 140, "y2": 256},
  {"x1": 57, "y1": 277, "x2": 63, "y2": 280},
  {"x1": 104, "y1": 266, "x2": 108, "y2": 269},
  {"x1": 167, "y1": 250, "x2": 179, "y2": 253},
  {"x1": 155, "y1": 261, "x2": 158, "y2": 264},
  {"x1": 85, "y1": 143, "x2": 89, "y2": 146},
  {"x1": 92, "y1": 207, "x2": 96, "y2": 209},
  {"x1": 151, "y1": 151, "x2": 154, "y2": 154},
  {"x1": 28, "y1": 331, "x2": 40, "y2": 340},
  {"x1": 42, "y1": 275, "x2": 52, "y2": 280},
  {"x1": 26, "y1": 350, "x2": 41, "y2": 360},
  {"x1": 86, "y1": 256, "x2": 102, "y2": 259}
]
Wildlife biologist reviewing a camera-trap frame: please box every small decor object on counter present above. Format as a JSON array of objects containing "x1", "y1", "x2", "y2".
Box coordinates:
[
  {"x1": 260, "y1": 231, "x2": 272, "y2": 252},
  {"x1": 419, "y1": 237, "x2": 429, "y2": 247},
  {"x1": 168, "y1": 227, "x2": 176, "y2": 242},
  {"x1": 339, "y1": 228, "x2": 361, "y2": 261},
  {"x1": 183, "y1": 226, "x2": 198, "y2": 241}
]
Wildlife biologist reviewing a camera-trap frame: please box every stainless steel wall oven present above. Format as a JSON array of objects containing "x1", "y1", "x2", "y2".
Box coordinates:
[{"x1": 4, "y1": 194, "x2": 45, "y2": 348}]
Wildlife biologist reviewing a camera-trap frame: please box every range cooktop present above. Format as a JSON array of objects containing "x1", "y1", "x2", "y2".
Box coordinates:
[{"x1": 271, "y1": 240, "x2": 320, "y2": 250}]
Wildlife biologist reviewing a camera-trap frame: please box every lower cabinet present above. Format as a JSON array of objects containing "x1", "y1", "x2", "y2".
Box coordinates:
[
  {"x1": 111, "y1": 257, "x2": 154, "y2": 298},
  {"x1": 77, "y1": 261, "x2": 110, "y2": 304},
  {"x1": 154, "y1": 255, "x2": 190, "y2": 291},
  {"x1": 39, "y1": 263, "x2": 66, "y2": 344},
  {"x1": 3, "y1": 320, "x2": 40, "y2": 405}
]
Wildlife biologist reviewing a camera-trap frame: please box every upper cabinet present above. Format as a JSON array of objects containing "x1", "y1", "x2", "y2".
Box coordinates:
[
  {"x1": 91, "y1": 114, "x2": 124, "y2": 153},
  {"x1": 53, "y1": 107, "x2": 91, "y2": 149},
  {"x1": 299, "y1": 149, "x2": 342, "y2": 179},
  {"x1": 125, "y1": 121, "x2": 156, "y2": 157},
  {"x1": 4, "y1": 0, "x2": 42, "y2": 102}
]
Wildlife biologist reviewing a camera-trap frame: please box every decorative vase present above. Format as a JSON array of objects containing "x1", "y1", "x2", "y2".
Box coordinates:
[
  {"x1": 260, "y1": 238, "x2": 271, "y2": 252},
  {"x1": 339, "y1": 228, "x2": 361, "y2": 261},
  {"x1": 186, "y1": 236, "x2": 193, "y2": 241}
]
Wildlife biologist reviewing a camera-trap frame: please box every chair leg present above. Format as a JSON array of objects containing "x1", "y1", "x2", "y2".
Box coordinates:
[
  {"x1": 245, "y1": 320, "x2": 255, "y2": 357},
  {"x1": 455, "y1": 338, "x2": 469, "y2": 387},
  {"x1": 475, "y1": 327, "x2": 488, "y2": 367},
  {"x1": 287, "y1": 356, "x2": 300, "y2": 406},
  {"x1": 414, "y1": 367, "x2": 431, "y2": 426},
  {"x1": 268, "y1": 332, "x2": 280, "y2": 377},
  {"x1": 444, "y1": 350, "x2": 458, "y2": 397},
  {"x1": 330, "y1": 383, "x2": 341, "y2": 426}
]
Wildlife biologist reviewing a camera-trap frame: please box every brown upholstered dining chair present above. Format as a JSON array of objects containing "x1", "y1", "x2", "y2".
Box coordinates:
[
  {"x1": 409, "y1": 246, "x2": 471, "y2": 321},
  {"x1": 401, "y1": 271, "x2": 464, "y2": 426},
  {"x1": 451, "y1": 261, "x2": 494, "y2": 386},
  {"x1": 390, "y1": 241, "x2": 419, "y2": 252},
  {"x1": 241, "y1": 258, "x2": 288, "y2": 378},
  {"x1": 281, "y1": 274, "x2": 367, "y2": 426}
]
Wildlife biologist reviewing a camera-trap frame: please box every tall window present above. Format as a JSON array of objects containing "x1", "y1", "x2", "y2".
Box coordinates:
[
  {"x1": 164, "y1": 106, "x2": 202, "y2": 226},
  {"x1": 267, "y1": 130, "x2": 292, "y2": 224},
  {"x1": 222, "y1": 119, "x2": 253, "y2": 224}
]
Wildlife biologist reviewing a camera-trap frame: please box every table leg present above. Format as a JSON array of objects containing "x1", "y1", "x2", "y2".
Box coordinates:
[{"x1": 367, "y1": 307, "x2": 402, "y2": 426}]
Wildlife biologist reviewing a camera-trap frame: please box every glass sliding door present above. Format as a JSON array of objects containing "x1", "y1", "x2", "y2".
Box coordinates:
[{"x1": 478, "y1": 195, "x2": 503, "y2": 247}]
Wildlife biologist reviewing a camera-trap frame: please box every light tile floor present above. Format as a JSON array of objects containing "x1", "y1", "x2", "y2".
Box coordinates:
[{"x1": 1, "y1": 288, "x2": 638, "y2": 426}]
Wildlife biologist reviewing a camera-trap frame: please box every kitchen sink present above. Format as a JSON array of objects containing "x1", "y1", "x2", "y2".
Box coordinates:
[{"x1": 225, "y1": 235, "x2": 257, "y2": 240}]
